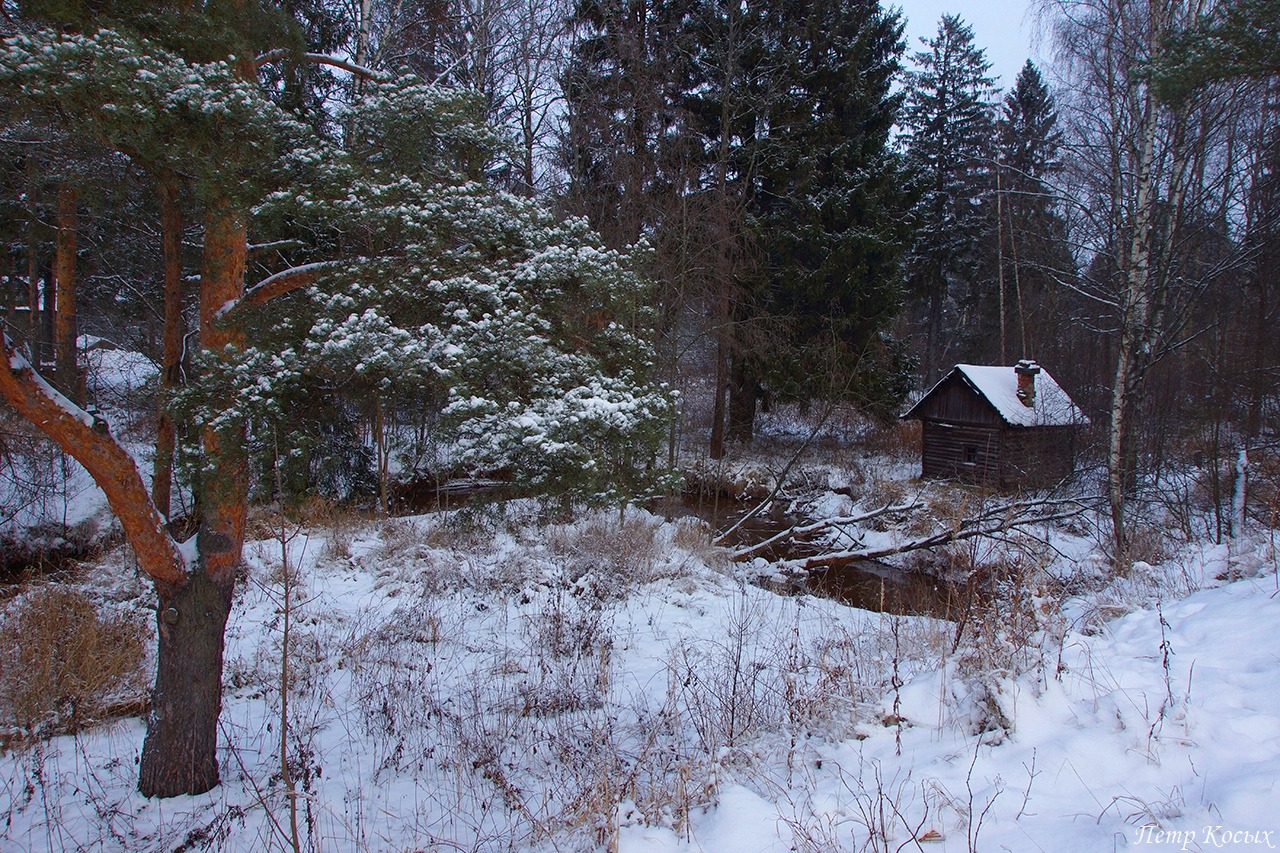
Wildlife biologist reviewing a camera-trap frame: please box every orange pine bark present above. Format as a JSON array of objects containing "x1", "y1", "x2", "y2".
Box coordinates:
[
  {"x1": 152, "y1": 172, "x2": 184, "y2": 517},
  {"x1": 0, "y1": 335, "x2": 185, "y2": 586},
  {"x1": 53, "y1": 183, "x2": 81, "y2": 404}
]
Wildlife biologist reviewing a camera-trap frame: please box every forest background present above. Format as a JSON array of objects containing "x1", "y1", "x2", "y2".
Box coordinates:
[{"x1": 0, "y1": 0, "x2": 1277, "y2": 804}]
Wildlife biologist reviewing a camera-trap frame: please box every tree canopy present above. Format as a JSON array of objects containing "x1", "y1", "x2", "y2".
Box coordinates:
[{"x1": 0, "y1": 1, "x2": 672, "y2": 797}]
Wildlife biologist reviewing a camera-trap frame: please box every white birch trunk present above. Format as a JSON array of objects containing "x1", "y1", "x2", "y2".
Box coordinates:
[{"x1": 1233, "y1": 448, "x2": 1249, "y2": 537}]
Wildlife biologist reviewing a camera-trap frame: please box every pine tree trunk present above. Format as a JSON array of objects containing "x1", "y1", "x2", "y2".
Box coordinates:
[
  {"x1": 152, "y1": 173, "x2": 184, "y2": 518},
  {"x1": 25, "y1": 155, "x2": 40, "y2": 349},
  {"x1": 41, "y1": 261, "x2": 55, "y2": 368},
  {"x1": 138, "y1": 569, "x2": 234, "y2": 798},
  {"x1": 193, "y1": 199, "x2": 249, "y2": 586},
  {"x1": 26, "y1": 238, "x2": 39, "y2": 348},
  {"x1": 138, "y1": 198, "x2": 249, "y2": 797},
  {"x1": 54, "y1": 183, "x2": 82, "y2": 405}
]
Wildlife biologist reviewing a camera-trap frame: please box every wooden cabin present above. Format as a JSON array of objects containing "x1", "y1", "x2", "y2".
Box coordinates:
[{"x1": 902, "y1": 361, "x2": 1088, "y2": 490}]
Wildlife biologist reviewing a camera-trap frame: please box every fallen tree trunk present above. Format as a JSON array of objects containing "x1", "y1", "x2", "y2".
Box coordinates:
[
  {"x1": 732, "y1": 495, "x2": 1096, "y2": 571},
  {"x1": 729, "y1": 495, "x2": 925, "y2": 560}
]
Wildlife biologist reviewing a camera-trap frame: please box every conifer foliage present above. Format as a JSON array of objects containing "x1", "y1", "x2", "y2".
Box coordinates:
[
  {"x1": 993, "y1": 60, "x2": 1074, "y2": 365},
  {"x1": 900, "y1": 14, "x2": 997, "y2": 381},
  {"x1": 560, "y1": 0, "x2": 914, "y2": 442},
  {"x1": 745, "y1": 0, "x2": 913, "y2": 418},
  {"x1": 0, "y1": 1, "x2": 669, "y2": 797}
]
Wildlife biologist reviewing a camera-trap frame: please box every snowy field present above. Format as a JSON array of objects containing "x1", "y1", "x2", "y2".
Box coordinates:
[{"x1": 0, "y1": 498, "x2": 1277, "y2": 852}]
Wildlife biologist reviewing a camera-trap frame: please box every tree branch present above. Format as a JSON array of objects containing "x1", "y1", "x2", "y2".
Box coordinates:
[
  {"x1": 217, "y1": 260, "x2": 348, "y2": 319},
  {"x1": 729, "y1": 495, "x2": 926, "y2": 561},
  {"x1": 248, "y1": 239, "x2": 305, "y2": 256},
  {"x1": 0, "y1": 334, "x2": 186, "y2": 586},
  {"x1": 255, "y1": 49, "x2": 380, "y2": 80},
  {"x1": 739, "y1": 495, "x2": 1096, "y2": 572},
  {"x1": 779, "y1": 504, "x2": 1091, "y2": 572}
]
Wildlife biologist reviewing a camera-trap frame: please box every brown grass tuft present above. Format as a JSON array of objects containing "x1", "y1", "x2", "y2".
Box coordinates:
[{"x1": 0, "y1": 586, "x2": 150, "y2": 735}]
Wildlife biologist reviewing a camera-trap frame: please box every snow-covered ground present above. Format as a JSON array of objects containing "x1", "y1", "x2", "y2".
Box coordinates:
[{"x1": 1, "y1": 500, "x2": 1276, "y2": 852}]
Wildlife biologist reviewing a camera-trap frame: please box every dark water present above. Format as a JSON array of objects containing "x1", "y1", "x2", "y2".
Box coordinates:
[
  {"x1": 390, "y1": 477, "x2": 511, "y2": 514},
  {"x1": 649, "y1": 494, "x2": 962, "y2": 618},
  {"x1": 388, "y1": 482, "x2": 960, "y2": 618},
  {"x1": 647, "y1": 494, "x2": 816, "y2": 556},
  {"x1": 768, "y1": 563, "x2": 965, "y2": 620}
]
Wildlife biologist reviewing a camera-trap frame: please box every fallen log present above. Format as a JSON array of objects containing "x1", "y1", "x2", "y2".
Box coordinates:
[
  {"x1": 733, "y1": 495, "x2": 1097, "y2": 571},
  {"x1": 729, "y1": 495, "x2": 925, "y2": 561}
]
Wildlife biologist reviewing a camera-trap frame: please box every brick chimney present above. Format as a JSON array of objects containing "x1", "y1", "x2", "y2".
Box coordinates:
[{"x1": 1015, "y1": 360, "x2": 1040, "y2": 407}]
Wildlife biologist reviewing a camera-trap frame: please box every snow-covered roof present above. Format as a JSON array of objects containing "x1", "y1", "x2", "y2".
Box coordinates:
[{"x1": 911, "y1": 363, "x2": 1090, "y2": 427}]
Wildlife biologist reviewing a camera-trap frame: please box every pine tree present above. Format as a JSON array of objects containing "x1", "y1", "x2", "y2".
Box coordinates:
[
  {"x1": 1, "y1": 3, "x2": 670, "y2": 798},
  {"x1": 1154, "y1": 0, "x2": 1280, "y2": 101},
  {"x1": 900, "y1": 14, "x2": 997, "y2": 382}
]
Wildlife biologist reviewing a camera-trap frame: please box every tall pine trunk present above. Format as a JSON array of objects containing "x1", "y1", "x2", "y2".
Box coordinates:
[
  {"x1": 152, "y1": 172, "x2": 184, "y2": 518},
  {"x1": 53, "y1": 183, "x2": 82, "y2": 405},
  {"x1": 138, "y1": 199, "x2": 249, "y2": 797}
]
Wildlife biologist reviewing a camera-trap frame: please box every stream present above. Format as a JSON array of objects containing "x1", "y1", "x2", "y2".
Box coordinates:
[
  {"x1": 5, "y1": 483, "x2": 959, "y2": 617},
  {"x1": 649, "y1": 494, "x2": 962, "y2": 619},
  {"x1": 397, "y1": 483, "x2": 964, "y2": 618}
]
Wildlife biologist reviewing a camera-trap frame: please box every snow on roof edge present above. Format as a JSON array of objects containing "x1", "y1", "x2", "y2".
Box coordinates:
[{"x1": 904, "y1": 363, "x2": 1090, "y2": 428}]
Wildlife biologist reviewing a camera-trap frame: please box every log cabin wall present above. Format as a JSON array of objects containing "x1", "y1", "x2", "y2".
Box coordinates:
[
  {"x1": 921, "y1": 420, "x2": 1002, "y2": 484},
  {"x1": 999, "y1": 425, "x2": 1075, "y2": 489},
  {"x1": 908, "y1": 374, "x2": 1004, "y2": 426}
]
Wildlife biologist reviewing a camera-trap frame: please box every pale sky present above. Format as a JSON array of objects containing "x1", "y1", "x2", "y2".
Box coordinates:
[{"x1": 891, "y1": 0, "x2": 1046, "y2": 93}]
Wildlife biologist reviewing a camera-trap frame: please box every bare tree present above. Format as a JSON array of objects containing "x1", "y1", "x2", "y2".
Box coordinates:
[
  {"x1": 353, "y1": 0, "x2": 572, "y2": 190},
  {"x1": 1043, "y1": 0, "x2": 1262, "y2": 565}
]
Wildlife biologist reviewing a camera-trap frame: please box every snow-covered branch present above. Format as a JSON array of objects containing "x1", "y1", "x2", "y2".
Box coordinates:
[
  {"x1": 740, "y1": 495, "x2": 1096, "y2": 572},
  {"x1": 255, "y1": 49, "x2": 380, "y2": 80},
  {"x1": 729, "y1": 496, "x2": 926, "y2": 561},
  {"x1": 218, "y1": 260, "x2": 349, "y2": 319},
  {"x1": 248, "y1": 239, "x2": 305, "y2": 255}
]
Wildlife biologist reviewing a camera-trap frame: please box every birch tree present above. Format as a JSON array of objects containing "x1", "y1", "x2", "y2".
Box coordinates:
[{"x1": 1044, "y1": 0, "x2": 1258, "y2": 564}]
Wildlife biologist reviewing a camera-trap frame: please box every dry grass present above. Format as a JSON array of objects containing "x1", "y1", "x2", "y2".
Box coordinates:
[
  {"x1": 0, "y1": 586, "x2": 149, "y2": 735},
  {"x1": 863, "y1": 420, "x2": 920, "y2": 462},
  {"x1": 283, "y1": 496, "x2": 372, "y2": 560},
  {"x1": 546, "y1": 512, "x2": 668, "y2": 593},
  {"x1": 670, "y1": 517, "x2": 729, "y2": 569},
  {"x1": 942, "y1": 551, "x2": 1066, "y2": 737},
  {"x1": 1125, "y1": 523, "x2": 1172, "y2": 566},
  {"x1": 681, "y1": 460, "x2": 775, "y2": 501}
]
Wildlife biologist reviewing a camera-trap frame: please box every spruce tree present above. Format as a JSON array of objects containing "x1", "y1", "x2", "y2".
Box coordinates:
[
  {"x1": 742, "y1": 0, "x2": 912, "y2": 425},
  {"x1": 900, "y1": 14, "x2": 997, "y2": 381},
  {"x1": 559, "y1": 0, "x2": 699, "y2": 249},
  {"x1": 560, "y1": 0, "x2": 912, "y2": 445},
  {"x1": 994, "y1": 59, "x2": 1075, "y2": 366}
]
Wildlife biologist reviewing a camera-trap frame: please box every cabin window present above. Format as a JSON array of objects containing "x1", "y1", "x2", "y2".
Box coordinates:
[{"x1": 964, "y1": 446, "x2": 978, "y2": 465}]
